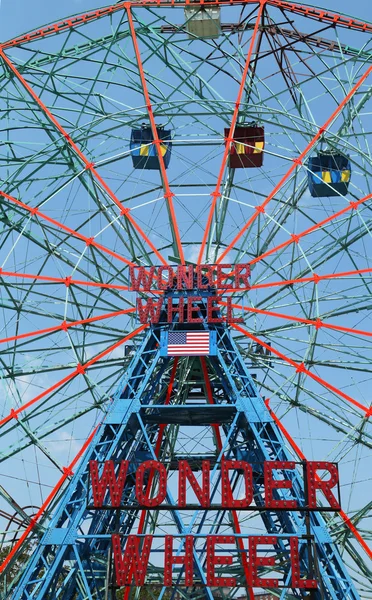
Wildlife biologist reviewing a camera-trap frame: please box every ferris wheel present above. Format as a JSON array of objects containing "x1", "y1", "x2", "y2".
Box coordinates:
[{"x1": 0, "y1": 0, "x2": 371, "y2": 598}]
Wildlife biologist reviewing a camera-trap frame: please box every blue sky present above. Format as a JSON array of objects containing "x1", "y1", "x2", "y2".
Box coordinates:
[{"x1": 0, "y1": 0, "x2": 371, "y2": 41}]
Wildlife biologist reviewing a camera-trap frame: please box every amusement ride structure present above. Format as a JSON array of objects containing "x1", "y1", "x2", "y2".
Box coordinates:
[{"x1": 0, "y1": 0, "x2": 371, "y2": 598}]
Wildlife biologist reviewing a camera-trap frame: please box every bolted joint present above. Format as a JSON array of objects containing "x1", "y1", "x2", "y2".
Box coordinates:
[
  {"x1": 10, "y1": 408, "x2": 19, "y2": 421},
  {"x1": 314, "y1": 318, "x2": 323, "y2": 330},
  {"x1": 61, "y1": 321, "x2": 69, "y2": 331},
  {"x1": 76, "y1": 363, "x2": 86, "y2": 375},
  {"x1": 313, "y1": 273, "x2": 321, "y2": 284}
]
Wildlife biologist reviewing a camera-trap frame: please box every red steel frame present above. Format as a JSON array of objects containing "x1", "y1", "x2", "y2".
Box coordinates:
[
  {"x1": 0, "y1": 0, "x2": 370, "y2": 589},
  {"x1": 220, "y1": 301, "x2": 372, "y2": 339},
  {"x1": 126, "y1": 4, "x2": 185, "y2": 265},
  {"x1": 231, "y1": 323, "x2": 371, "y2": 416},
  {"x1": 0, "y1": 308, "x2": 136, "y2": 347},
  {"x1": 248, "y1": 267, "x2": 372, "y2": 292},
  {"x1": 0, "y1": 270, "x2": 132, "y2": 293},
  {"x1": 2, "y1": 265, "x2": 370, "y2": 296},
  {"x1": 197, "y1": 1, "x2": 265, "y2": 265},
  {"x1": 1, "y1": 0, "x2": 371, "y2": 52}
]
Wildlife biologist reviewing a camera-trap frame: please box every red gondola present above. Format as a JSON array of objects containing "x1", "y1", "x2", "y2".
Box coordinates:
[{"x1": 224, "y1": 123, "x2": 265, "y2": 168}]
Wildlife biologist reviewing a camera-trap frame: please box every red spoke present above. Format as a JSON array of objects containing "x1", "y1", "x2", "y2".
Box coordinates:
[
  {"x1": 0, "y1": 324, "x2": 148, "y2": 428},
  {"x1": 220, "y1": 300, "x2": 372, "y2": 338},
  {"x1": 0, "y1": 190, "x2": 134, "y2": 267},
  {"x1": 249, "y1": 267, "x2": 372, "y2": 291},
  {"x1": 231, "y1": 323, "x2": 371, "y2": 416},
  {"x1": 197, "y1": 2, "x2": 264, "y2": 265},
  {"x1": 126, "y1": 6, "x2": 184, "y2": 264},
  {"x1": 0, "y1": 308, "x2": 136, "y2": 346},
  {"x1": 217, "y1": 75, "x2": 372, "y2": 264},
  {"x1": 0, "y1": 268, "x2": 130, "y2": 290},
  {"x1": 264, "y1": 399, "x2": 372, "y2": 560},
  {"x1": 0, "y1": 268, "x2": 163, "y2": 293},
  {"x1": 219, "y1": 266, "x2": 372, "y2": 292},
  {"x1": 266, "y1": 1, "x2": 372, "y2": 32},
  {"x1": 2, "y1": 0, "x2": 370, "y2": 51},
  {"x1": 0, "y1": 424, "x2": 99, "y2": 574},
  {"x1": 0, "y1": 51, "x2": 168, "y2": 267},
  {"x1": 250, "y1": 193, "x2": 372, "y2": 267}
]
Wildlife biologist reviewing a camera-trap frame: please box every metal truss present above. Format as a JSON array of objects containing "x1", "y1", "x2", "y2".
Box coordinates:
[
  {"x1": 4, "y1": 316, "x2": 361, "y2": 599},
  {"x1": 0, "y1": 1, "x2": 371, "y2": 598}
]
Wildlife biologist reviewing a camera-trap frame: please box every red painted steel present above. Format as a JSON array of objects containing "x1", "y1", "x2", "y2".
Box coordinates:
[
  {"x1": 197, "y1": 2, "x2": 264, "y2": 265},
  {"x1": 0, "y1": 308, "x2": 136, "y2": 346},
  {"x1": 0, "y1": 325, "x2": 148, "y2": 428},
  {"x1": 0, "y1": 52, "x2": 168, "y2": 267},
  {"x1": 264, "y1": 399, "x2": 372, "y2": 559},
  {"x1": 126, "y1": 5, "x2": 185, "y2": 264},
  {"x1": 249, "y1": 267, "x2": 372, "y2": 291},
  {"x1": 0, "y1": 269, "x2": 130, "y2": 291},
  {"x1": 0, "y1": 190, "x2": 134, "y2": 268},
  {"x1": 220, "y1": 300, "x2": 372, "y2": 338},
  {"x1": 0, "y1": 424, "x2": 99, "y2": 574},
  {"x1": 217, "y1": 71, "x2": 372, "y2": 264},
  {"x1": 251, "y1": 193, "x2": 372, "y2": 267},
  {"x1": 1, "y1": 0, "x2": 371, "y2": 52},
  {"x1": 231, "y1": 323, "x2": 371, "y2": 415}
]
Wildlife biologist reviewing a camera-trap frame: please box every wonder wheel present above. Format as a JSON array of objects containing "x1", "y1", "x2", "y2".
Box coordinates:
[{"x1": 0, "y1": 0, "x2": 371, "y2": 597}]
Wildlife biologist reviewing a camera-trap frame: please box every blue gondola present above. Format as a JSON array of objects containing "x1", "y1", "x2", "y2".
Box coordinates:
[
  {"x1": 307, "y1": 153, "x2": 351, "y2": 197},
  {"x1": 130, "y1": 125, "x2": 172, "y2": 170}
]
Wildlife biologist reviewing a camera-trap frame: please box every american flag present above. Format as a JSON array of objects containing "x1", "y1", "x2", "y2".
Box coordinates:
[{"x1": 166, "y1": 331, "x2": 210, "y2": 356}]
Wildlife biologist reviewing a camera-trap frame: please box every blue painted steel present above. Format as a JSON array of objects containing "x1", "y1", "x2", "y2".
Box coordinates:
[{"x1": 7, "y1": 300, "x2": 360, "y2": 600}]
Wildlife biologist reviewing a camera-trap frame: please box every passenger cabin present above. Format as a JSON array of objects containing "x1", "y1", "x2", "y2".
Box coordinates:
[
  {"x1": 130, "y1": 125, "x2": 172, "y2": 170},
  {"x1": 184, "y1": 2, "x2": 221, "y2": 39},
  {"x1": 307, "y1": 153, "x2": 351, "y2": 197},
  {"x1": 225, "y1": 124, "x2": 265, "y2": 168}
]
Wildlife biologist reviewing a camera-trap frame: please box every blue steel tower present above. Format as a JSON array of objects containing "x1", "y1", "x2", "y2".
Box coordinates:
[{"x1": 7, "y1": 285, "x2": 360, "y2": 600}]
